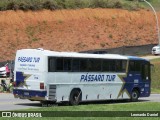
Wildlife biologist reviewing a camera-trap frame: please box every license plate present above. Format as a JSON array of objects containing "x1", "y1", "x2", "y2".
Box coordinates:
[{"x1": 24, "y1": 92, "x2": 29, "y2": 96}]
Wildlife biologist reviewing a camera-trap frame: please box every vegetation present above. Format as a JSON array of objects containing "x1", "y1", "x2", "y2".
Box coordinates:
[
  {"x1": 0, "y1": 0, "x2": 145, "y2": 11},
  {"x1": 150, "y1": 58, "x2": 160, "y2": 93},
  {"x1": 141, "y1": 0, "x2": 160, "y2": 11}
]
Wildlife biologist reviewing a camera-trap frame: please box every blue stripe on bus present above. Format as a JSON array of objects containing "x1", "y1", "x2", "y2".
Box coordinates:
[{"x1": 13, "y1": 89, "x2": 47, "y2": 97}]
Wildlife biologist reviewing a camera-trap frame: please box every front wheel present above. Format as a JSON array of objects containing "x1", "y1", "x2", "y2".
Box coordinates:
[
  {"x1": 69, "y1": 89, "x2": 82, "y2": 106},
  {"x1": 131, "y1": 90, "x2": 139, "y2": 102}
]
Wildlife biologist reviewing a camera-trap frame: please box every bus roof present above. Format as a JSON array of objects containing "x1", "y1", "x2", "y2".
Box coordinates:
[
  {"x1": 38, "y1": 49, "x2": 128, "y2": 60},
  {"x1": 17, "y1": 49, "x2": 148, "y2": 61},
  {"x1": 127, "y1": 56, "x2": 149, "y2": 61}
]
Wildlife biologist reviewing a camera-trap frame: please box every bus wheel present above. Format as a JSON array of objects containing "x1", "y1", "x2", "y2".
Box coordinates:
[
  {"x1": 131, "y1": 90, "x2": 139, "y2": 102},
  {"x1": 69, "y1": 89, "x2": 82, "y2": 106}
]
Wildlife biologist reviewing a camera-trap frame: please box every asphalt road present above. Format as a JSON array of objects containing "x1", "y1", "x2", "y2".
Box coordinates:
[
  {"x1": 0, "y1": 93, "x2": 160, "y2": 111},
  {"x1": 0, "y1": 93, "x2": 41, "y2": 111}
]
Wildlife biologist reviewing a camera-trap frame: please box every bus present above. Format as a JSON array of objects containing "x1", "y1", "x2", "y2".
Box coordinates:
[{"x1": 13, "y1": 48, "x2": 151, "y2": 105}]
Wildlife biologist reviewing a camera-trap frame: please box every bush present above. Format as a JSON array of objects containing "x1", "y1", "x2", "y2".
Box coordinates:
[
  {"x1": 0, "y1": 0, "x2": 143, "y2": 11},
  {"x1": 114, "y1": 1, "x2": 123, "y2": 8},
  {"x1": 43, "y1": 1, "x2": 58, "y2": 10},
  {"x1": 7, "y1": 2, "x2": 19, "y2": 10},
  {"x1": 19, "y1": 2, "x2": 30, "y2": 11},
  {"x1": 55, "y1": 0, "x2": 66, "y2": 9},
  {"x1": 91, "y1": 0, "x2": 109, "y2": 8}
]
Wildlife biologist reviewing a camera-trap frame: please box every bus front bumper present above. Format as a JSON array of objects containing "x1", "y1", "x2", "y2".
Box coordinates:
[{"x1": 13, "y1": 89, "x2": 47, "y2": 101}]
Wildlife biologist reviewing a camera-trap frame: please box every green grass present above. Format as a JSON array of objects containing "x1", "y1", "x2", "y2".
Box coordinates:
[
  {"x1": 151, "y1": 88, "x2": 160, "y2": 94},
  {"x1": 141, "y1": 0, "x2": 160, "y2": 11},
  {"x1": 150, "y1": 58, "x2": 160, "y2": 93}
]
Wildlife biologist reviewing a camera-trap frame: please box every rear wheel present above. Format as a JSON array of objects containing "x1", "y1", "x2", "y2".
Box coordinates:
[
  {"x1": 131, "y1": 90, "x2": 139, "y2": 102},
  {"x1": 69, "y1": 89, "x2": 82, "y2": 105}
]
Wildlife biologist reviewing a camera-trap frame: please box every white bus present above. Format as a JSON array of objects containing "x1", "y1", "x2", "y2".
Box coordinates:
[{"x1": 13, "y1": 48, "x2": 151, "y2": 105}]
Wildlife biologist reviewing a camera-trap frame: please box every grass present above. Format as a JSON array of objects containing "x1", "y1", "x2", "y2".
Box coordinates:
[
  {"x1": 151, "y1": 88, "x2": 160, "y2": 94},
  {"x1": 150, "y1": 58, "x2": 160, "y2": 93},
  {"x1": 141, "y1": 0, "x2": 160, "y2": 11}
]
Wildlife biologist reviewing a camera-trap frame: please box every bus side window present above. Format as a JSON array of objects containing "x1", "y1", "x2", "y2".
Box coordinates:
[
  {"x1": 122, "y1": 60, "x2": 127, "y2": 72},
  {"x1": 56, "y1": 58, "x2": 63, "y2": 71},
  {"x1": 116, "y1": 60, "x2": 122, "y2": 72},
  {"x1": 134, "y1": 61, "x2": 141, "y2": 72},
  {"x1": 116, "y1": 60, "x2": 127, "y2": 72},
  {"x1": 129, "y1": 61, "x2": 135, "y2": 72},
  {"x1": 129, "y1": 60, "x2": 142, "y2": 73},
  {"x1": 79, "y1": 59, "x2": 88, "y2": 72},
  {"x1": 88, "y1": 59, "x2": 101, "y2": 72},
  {"x1": 48, "y1": 57, "x2": 55, "y2": 72},
  {"x1": 72, "y1": 59, "x2": 80, "y2": 71},
  {"x1": 109, "y1": 60, "x2": 116, "y2": 72},
  {"x1": 102, "y1": 59, "x2": 116, "y2": 72},
  {"x1": 102, "y1": 59, "x2": 110, "y2": 72},
  {"x1": 64, "y1": 58, "x2": 72, "y2": 71}
]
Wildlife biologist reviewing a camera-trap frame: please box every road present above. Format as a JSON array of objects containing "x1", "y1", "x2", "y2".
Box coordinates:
[
  {"x1": 0, "y1": 93, "x2": 41, "y2": 111},
  {"x1": 0, "y1": 93, "x2": 160, "y2": 111}
]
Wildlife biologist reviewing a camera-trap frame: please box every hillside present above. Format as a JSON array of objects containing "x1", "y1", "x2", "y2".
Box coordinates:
[{"x1": 0, "y1": 8, "x2": 159, "y2": 61}]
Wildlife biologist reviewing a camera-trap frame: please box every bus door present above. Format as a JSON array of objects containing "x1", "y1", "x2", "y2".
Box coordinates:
[{"x1": 141, "y1": 61, "x2": 151, "y2": 96}]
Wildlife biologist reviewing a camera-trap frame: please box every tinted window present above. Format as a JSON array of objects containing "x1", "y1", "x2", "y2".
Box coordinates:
[
  {"x1": 109, "y1": 60, "x2": 116, "y2": 71},
  {"x1": 48, "y1": 57, "x2": 55, "y2": 72},
  {"x1": 64, "y1": 58, "x2": 72, "y2": 71},
  {"x1": 116, "y1": 60, "x2": 127, "y2": 72},
  {"x1": 135, "y1": 61, "x2": 141, "y2": 72},
  {"x1": 129, "y1": 61, "x2": 135, "y2": 71},
  {"x1": 129, "y1": 60, "x2": 142, "y2": 72},
  {"x1": 103, "y1": 60, "x2": 127, "y2": 72},
  {"x1": 102, "y1": 60, "x2": 110, "y2": 71},
  {"x1": 88, "y1": 59, "x2": 102, "y2": 71},
  {"x1": 79, "y1": 59, "x2": 88, "y2": 71},
  {"x1": 102, "y1": 60, "x2": 116, "y2": 72},
  {"x1": 116, "y1": 60, "x2": 122, "y2": 72},
  {"x1": 72, "y1": 59, "x2": 80, "y2": 71},
  {"x1": 49, "y1": 57, "x2": 127, "y2": 73},
  {"x1": 122, "y1": 60, "x2": 127, "y2": 72},
  {"x1": 142, "y1": 63, "x2": 150, "y2": 80},
  {"x1": 56, "y1": 58, "x2": 63, "y2": 71}
]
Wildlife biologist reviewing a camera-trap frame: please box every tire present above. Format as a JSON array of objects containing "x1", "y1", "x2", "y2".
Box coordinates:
[
  {"x1": 131, "y1": 90, "x2": 139, "y2": 102},
  {"x1": 69, "y1": 89, "x2": 82, "y2": 106}
]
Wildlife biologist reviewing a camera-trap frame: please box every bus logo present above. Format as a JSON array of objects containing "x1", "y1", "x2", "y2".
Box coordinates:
[{"x1": 80, "y1": 74, "x2": 116, "y2": 82}]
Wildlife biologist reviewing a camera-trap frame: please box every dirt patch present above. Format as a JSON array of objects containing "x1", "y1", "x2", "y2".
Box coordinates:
[{"x1": 0, "y1": 9, "x2": 159, "y2": 61}]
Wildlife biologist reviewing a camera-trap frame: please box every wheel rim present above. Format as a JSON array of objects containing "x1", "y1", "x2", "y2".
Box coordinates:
[
  {"x1": 73, "y1": 93, "x2": 78, "y2": 102},
  {"x1": 132, "y1": 92, "x2": 137, "y2": 99}
]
